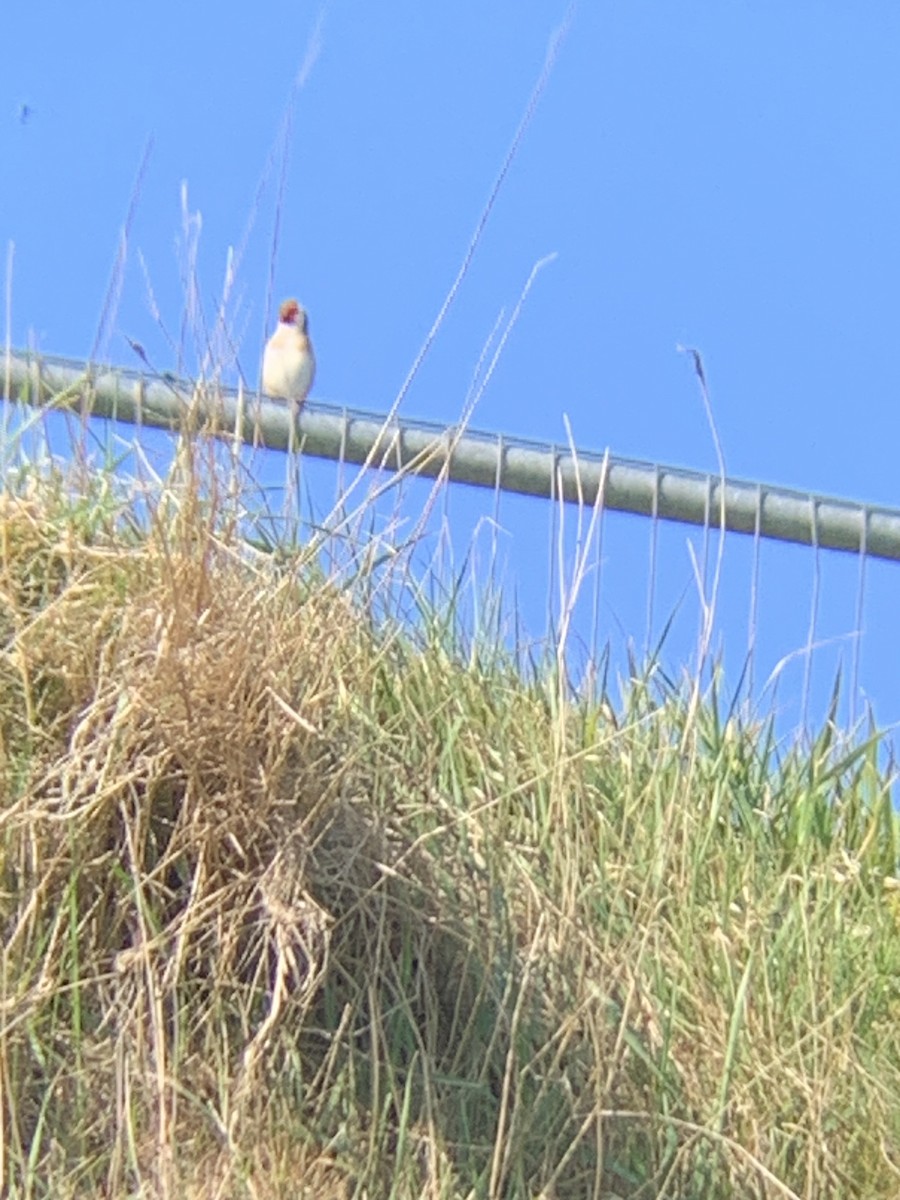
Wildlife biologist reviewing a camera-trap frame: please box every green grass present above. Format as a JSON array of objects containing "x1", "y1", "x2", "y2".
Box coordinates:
[{"x1": 1, "y1": 435, "x2": 899, "y2": 1200}]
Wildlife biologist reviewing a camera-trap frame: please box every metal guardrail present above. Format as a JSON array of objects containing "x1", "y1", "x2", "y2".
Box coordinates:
[{"x1": 4, "y1": 348, "x2": 900, "y2": 562}]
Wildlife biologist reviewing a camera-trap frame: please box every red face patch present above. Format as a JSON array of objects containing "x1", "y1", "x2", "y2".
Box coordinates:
[{"x1": 279, "y1": 299, "x2": 300, "y2": 324}]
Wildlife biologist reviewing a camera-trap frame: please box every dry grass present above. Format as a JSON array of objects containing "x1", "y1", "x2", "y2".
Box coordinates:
[{"x1": 0, "y1": 432, "x2": 899, "y2": 1199}]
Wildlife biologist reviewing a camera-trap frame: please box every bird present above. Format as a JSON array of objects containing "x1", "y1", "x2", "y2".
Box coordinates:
[{"x1": 262, "y1": 298, "x2": 315, "y2": 406}]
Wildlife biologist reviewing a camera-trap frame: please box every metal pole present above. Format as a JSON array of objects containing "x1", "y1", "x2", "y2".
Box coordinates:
[{"x1": 5, "y1": 348, "x2": 900, "y2": 563}]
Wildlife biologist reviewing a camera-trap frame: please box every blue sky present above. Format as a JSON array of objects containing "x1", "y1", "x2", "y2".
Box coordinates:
[{"x1": 4, "y1": 2, "x2": 900, "y2": 748}]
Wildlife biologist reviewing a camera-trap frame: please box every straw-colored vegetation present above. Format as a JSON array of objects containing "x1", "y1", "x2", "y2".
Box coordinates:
[{"x1": 1, "y1": 429, "x2": 899, "y2": 1200}]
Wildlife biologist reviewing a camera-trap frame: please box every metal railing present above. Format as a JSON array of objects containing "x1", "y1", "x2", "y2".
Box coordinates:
[{"x1": 4, "y1": 347, "x2": 900, "y2": 562}]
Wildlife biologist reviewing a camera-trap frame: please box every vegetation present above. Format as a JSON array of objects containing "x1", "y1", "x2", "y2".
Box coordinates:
[{"x1": 1, "y1": 420, "x2": 899, "y2": 1200}]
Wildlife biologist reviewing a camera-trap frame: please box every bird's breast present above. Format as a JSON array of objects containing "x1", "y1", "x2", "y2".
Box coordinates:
[{"x1": 263, "y1": 337, "x2": 315, "y2": 401}]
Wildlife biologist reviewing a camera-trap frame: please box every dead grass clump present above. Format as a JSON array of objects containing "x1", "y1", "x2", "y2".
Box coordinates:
[
  {"x1": 0, "y1": 487, "x2": 365, "y2": 1173},
  {"x1": 0, "y1": 483, "x2": 583, "y2": 1196}
]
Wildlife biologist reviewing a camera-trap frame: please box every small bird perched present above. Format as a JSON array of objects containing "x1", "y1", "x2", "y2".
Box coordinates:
[{"x1": 262, "y1": 298, "x2": 316, "y2": 405}]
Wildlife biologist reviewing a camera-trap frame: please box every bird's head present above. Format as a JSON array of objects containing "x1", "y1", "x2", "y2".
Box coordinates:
[{"x1": 278, "y1": 298, "x2": 307, "y2": 329}]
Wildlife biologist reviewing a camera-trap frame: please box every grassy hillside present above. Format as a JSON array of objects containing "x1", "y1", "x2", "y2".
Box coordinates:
[{"x1": 1, "y1": 437, "x2": 899, "y2": 1199}]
